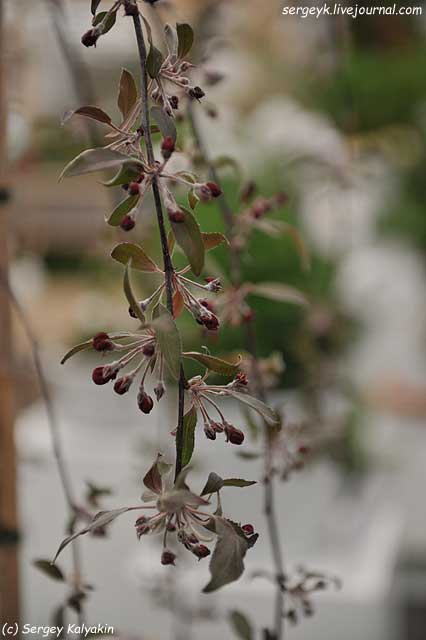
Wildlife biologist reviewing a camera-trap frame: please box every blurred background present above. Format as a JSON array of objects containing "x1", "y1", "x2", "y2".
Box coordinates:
[{"x1": 0, "y1": 0, "x2": 426, "y2": 638}]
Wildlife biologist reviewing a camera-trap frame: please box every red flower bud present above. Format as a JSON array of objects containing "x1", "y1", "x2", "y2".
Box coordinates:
[
  {"x1": 124, "y1": 0, "x2": 139, "y2": 15},
  {"x1": 113, "y1": 375, "x2": 133, "y2": 395},
  {"x1": 168, "y1": 209, "x2": 185, "y2": 223},
  {"x1": 192, "y1": 544, "x2": 210, "y2": 559},
  {"x1": 204, "y1": 424, "x2": 217, "y2": 440},
  {"x1": 201, "y1": 313, "x2": 219, "y2": 331},
  {"x1": 138, "y1": 391, "x2": 154, "y2": 414},
  {"x1": 200, "y1": 299, "x2": 216, "y2": 313},
  {"x1": 81, "y1": 29, "x2": 99, "y2": 48},
  {"x1": 120, "y1": 215, "x2": 135, "y2": 232},
  {"x1": 161, "y1": 136, "x2": 175, "y2": 160},
  {"x1": 154, "y1": 382, "x2": 165, "y2": 401},
  {"x1": 142, "y1": 342, "x2": 155, "y2": 357},
  {"x1": 189, "y1": 86, "x2": 205, "y2": 100},
  {"x1": 128, "y1": 181, "x2": 140, "y2": 196},
  {"x1": 235, "y1": 372, "x2": 249, "y2": 386},
  {"x1": 242, "y1": 308, "x2": 255, "y2": 323},
  {"x1": 92, "y1": 332, "x2": 114, "y2": 352},
  {"x1": 170, "y1": 95, "x2": 179, "y2": 110},
  {"x1": 161, "y1": 549, "x2": 176, "y2": 566},
  {"x1": 242, "y1": 523, "x2": 255, "y2": 536},
  {"x1": 225, "y1": 424, "x2": 245, "y2": 445},
  {"x1": 206, "y1": 182, "x2": 222, "y2": 198},
  {"x1": 92, "y1": 366, "x2": 117, "y2": 385}
]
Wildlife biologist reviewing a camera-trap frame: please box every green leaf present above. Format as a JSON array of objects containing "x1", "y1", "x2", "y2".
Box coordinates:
[
  {"x1": 202, "y1": 232, "x2": 228, "y2": 251},
  {"x1": 107, "y1": 195, "x2": 139, "y2": 226},
  {"x1": 150, "y1": 106, "x2": 177, "y2": 142},
  {"x1": 164, "y1": 23, "x2": 178, "y2": 56},
  {"x1": 152, "y1": 305, "x2": 182, "y2": 380},
  {"x1": 59, "y1": 148, "x2": 133, "y2": 180},
  {"x1": 146, "y1": 45, "x2": 164, "y2": 79},
  {"x1": 124, "y1": 263, "x2": 145, "y2": 324},
  {"x1": 63, "y1": 106, "x2": 113, "y2": 126},
  {"x1": 92, "y1": 10, "x2": 117, "y2": 34},
  {"x1": 181, "y1": 405, "x2": 197, "y2": 468},
  {"x1": 53, "y1": 508, "x2": 134, "y2": 563},
  {"x1": 143, "y1": 456, "x2": 163, "y2": 494},
  {"x1": 188, "y1": 188, "x2": 199, "y2": 210},
  {"x1": 111, "y1": 242, "x2": 160, "y2": 272},
  {"x1": 182, "y1": 351, "x2": 241, "y2": 376},
  {"x1": 176, "y1": 23, "x2": 194, "y2": 59},
  {"x1": 201, "y1": 472, "x2": 224, "y2": 496},
  {"x1": 249, "y1": 282, "x2": 308, "y2": 307},
  {"x1": 228, "y1": 390, "x2": 279, "y2": 427},
  {"x1": 222, "y1": 478, "x2": 257, "y2": 488},
  {"x1": 229, "y1": 611, "x2": 254, "y2": 640},
  {"x1": 101, "y1": 162, "x2": 142, "y2": 187},
  {"x1": 170, "y1": 207, "x2": 205, "y2": 276},
  {"x1": 117, "y1": 69, "x2": 138, "y2": 119},
  {"x1": 203, "y1": 518, "x2": 249, "y2": 593},
  {"x1": 33, "y1": 559, "x2": 65, "y2": 582},
  {"x1": 91, "y1": 0, "x2": 102, "y2": 15}
]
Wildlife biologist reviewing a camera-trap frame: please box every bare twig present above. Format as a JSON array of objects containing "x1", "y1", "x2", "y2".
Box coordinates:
[
  {"x1": 0, "y1": 277, "x2": 85, "y2": 629},
  {"x1": 131, "y1": 9, "x2": 186, "y2": 480},
  {"x1": 187, "y1": 101, "x2": 286, "y2": 640}
]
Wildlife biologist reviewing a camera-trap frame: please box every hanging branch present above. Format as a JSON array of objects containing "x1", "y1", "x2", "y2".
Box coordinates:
[
  {"x1": 187, "y1": 101, "x2": 286, "y2": 640},
  {"x1": 0, "y1": 276, "x2": 85, "y2": 629},
  {"x1": 130, "y1": 10, "x2": 186, "y2": 478}
]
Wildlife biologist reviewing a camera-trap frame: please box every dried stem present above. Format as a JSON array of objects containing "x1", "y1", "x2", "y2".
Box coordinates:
[
  {"x1": 0, "y1": 276, "x2": 85, "y2": 629},
  {"x1": 131, "y1": 10, "x2": 186, "y2": 480},
  {"x1": 188, "y1": 101, "x2": 286, "y2": 640}
]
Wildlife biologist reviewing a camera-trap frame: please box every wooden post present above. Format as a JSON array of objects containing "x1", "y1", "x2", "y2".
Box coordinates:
[{"x1": 0, "y1": 0, "x2": 20, "y2": 625}]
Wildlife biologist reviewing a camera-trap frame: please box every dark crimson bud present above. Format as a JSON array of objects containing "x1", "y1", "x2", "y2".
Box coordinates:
[
  {"x1": 204, "y1": 424, "x2": 217, "y2": 440},
  {"x1": 242, "y1": 523, "x2": 255, "y2": 536},
  {"x1": 187, "y1": 534, "x2": 199, "y2": 545},
  {"x1": 202, "y1": 313, "x2": 219, "y2": 331},
  {"x1": 120, "y1": 215, "x2": 135, "y2": 232},
  {"x1": 142, "y1": 342, "x2": 155, "y2": 357},
  {"x1": 124, "y1": 0, "x2": 139, "y2": 15},
  {"x1": 161, "y1": 136, "x2": 175, "y2": 160},
  {"x1": 138, "y1": 391, "x2": 154, "y2": 414},
  {"x1": 92, "y1": 366, "x2": 117, "y2": 386},
  {"x1": 128, "y1": 181, "x2": 140, "y2": 196},
  {"x1": 135, "y1": 521, "x2": 151, "y2": 538},
  {"x1": 166, "y1": 521, "x2": 176, "y2": 532},
  {"x1": 189, "y1": 86, "x2": 205, "y2": 100},
  {"x1": 192, "y1": 544, "x2": 211, "y2": 559},
  {"x1": 154, "y1": 382, "x2": 165, "y2": 401},
  {"x1": 206, "y1": 182, "x2": 222, "y2": 198},
  {"x1": 168, "y1": 210, "x2": 185, "y2": 223},
  {"x1": 81, "y1": 29, "x2": 99, "y2": 48},
  {"x1": 161, "y1": 549, "x2": 176, "y2": 566},
  {"x1": 225, "y1": 424, "x2": 245, "y2": 445},
  {"x1": 211, "y1": 421, "x2": 224, "y2": 433},
  {"x1": 298, "y1": 445, "x2": 309, "y2": 455},
  {"x1": 92, "y1": 332, "x2": 114, "y2": 352},
  {"x1": 170, "y1": 95, "x2": 179, "y2": 110},
  {"x1": 113, "y1": 375, "x2": 133, "y2": 395}
]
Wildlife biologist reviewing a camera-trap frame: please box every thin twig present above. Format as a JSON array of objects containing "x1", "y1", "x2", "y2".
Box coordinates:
[
  {"x1": 0, "y1": 276, "x2": 85, "y2": 629},
  {"x1": 131, "y1": 9, "x2": 186, "y2": 480},
  {"x1": 187, "y1": 101, "x2": 286, "y2": 640}
]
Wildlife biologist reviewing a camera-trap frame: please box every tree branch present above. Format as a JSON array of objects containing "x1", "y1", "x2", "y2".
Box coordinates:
[{"x1": 131, "y1": 10, "x2": 186, "y2": 480}]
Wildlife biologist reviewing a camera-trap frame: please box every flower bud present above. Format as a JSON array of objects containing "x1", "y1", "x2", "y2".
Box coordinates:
[
  {"x1": 154, "y1": 382, "x2": 165, "y2": 401},
  {"x1": 225, "y1": 423, "x2": 245, "y2": 445},
  {"x1": 242, "y1": 523, "x2": 255, "y2": 536},
  {"x1": 192, "y1": 544, "x2": 211, "y2": 559},
  {"x1": 81, "y1": 29, "x2": 99, "y2": 48},
  {"x1": 113, "y1": 375, "x2": 133, "y2": 395},
  {"x1": 128, "y1": 181, "x2": 140, "y2": 196},
  {"x1": 161, "y1": 136, "x2": 175, "y2": 160},
  {"x1": 168, "y1": 209, "x2": 185, "y2": 223},
  {"x1": 206, "y1": 182, "x2": 222, "y2": 198},
  {"x1": 161, "y1": 549, "x2": 176, "y2": 566},
  {"x1": 92, "y1": 332, "x2": 114, "y2": 352},
  {"x1": 124, "y1": 0, "x2": 139, "y2": 15},
  {"x1": 142, "y1": 342, "x2": 155, "y2": 357},
  {"x1": 120, "y1": 215, "x2": 135, "y2": 232},
  {"x1": 201, "y1": 312, "x2": 219, "y2": 331},
  {"x1": 189, "y1": 86, "x2": 205, "y2": 100},
  {"x1": 170, "y1": 95, "x2": 179, "y2": 110},
  {"x1": 138, "y1": 391, "x2": 154, "y2": 414},
  {"x1": 199, "y1": 298, "x2": 216, "y2": 313},
  {"x1": 92, "y1": 366, "x2": 117, "y2": 386},
  {"x1": 204, "y1": 424, "x2": 217, "y2": 440},
  {"x1": 205, "y1": 277, "x2": 222, "y2": 293},
  {"x1": 235, "y1": 372, "x2": 249, "y2": 386}
]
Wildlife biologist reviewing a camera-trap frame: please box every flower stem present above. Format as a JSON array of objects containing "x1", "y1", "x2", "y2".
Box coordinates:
[{"x1": 131, "y1": 10, "x2": 186, "y2": 481}]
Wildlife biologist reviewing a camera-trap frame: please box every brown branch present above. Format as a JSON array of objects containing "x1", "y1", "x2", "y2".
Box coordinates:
[
  {"x1": 0, "y1": 277, "x2": 85, "y2": 629},
  {"x1": 187, "y1": 101, "x2": 286, "y2": 640},
  {"x1": 131, "y1": 9, "x2": 186, "y2": 480}
]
